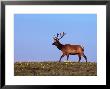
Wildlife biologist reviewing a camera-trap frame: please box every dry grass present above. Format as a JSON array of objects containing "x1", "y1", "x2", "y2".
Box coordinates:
[{"x1": 14, "y1": 62, "x2": 97, "y2": 76}]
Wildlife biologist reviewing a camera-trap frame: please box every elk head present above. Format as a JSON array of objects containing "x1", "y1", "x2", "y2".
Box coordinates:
[{"x1": 52, "y1": 32, "x2": 66, "y2": 46}]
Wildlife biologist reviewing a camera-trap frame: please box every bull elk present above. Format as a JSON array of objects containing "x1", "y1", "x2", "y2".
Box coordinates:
[{"x1": 52, "y1": 32, "x2": 87, "y2": 62}]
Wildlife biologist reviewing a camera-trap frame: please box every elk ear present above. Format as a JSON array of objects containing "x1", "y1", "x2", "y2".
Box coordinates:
[{"x1": 53, "y1": 37, "x2": 57, "y2": 40}]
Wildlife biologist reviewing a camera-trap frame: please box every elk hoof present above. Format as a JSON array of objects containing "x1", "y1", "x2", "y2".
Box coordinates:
[{"x1": 59, "y1": 60, "x2": 61, "y2": 62}]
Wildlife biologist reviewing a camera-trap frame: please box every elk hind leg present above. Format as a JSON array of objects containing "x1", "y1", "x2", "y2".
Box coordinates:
[
  {"x1": 82, "y1": 53, "x2": 87, "y2": 62},
  {"x1": 67, "y1": 55, "x2": 69, "y2": 61},
  {"x1": 78, "y1": 54, "x2": 81, "y2": 62}
]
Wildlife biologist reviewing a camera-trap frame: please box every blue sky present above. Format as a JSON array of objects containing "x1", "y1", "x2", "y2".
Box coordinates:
[{"x1": 14, "y1": 14, "x2": 97, "y2": 62}]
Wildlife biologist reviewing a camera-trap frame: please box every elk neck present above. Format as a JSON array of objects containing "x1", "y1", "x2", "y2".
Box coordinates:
[{"x1": 56, "y1": 41, "x2": 63, "y2": 50}]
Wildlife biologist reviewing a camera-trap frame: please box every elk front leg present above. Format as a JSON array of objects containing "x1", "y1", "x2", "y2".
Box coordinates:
[{"x1": 59, "y1": 54, "x2": 65, "y2": 62}]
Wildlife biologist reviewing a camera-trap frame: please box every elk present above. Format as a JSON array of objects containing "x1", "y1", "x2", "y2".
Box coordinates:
[{"x1": 52, "y1": 32, "x2": 87, "y2": 62}]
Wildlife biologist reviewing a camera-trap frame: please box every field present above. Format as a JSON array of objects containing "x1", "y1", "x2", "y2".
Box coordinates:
[{"x1": 14, "y1": 62, "x2": 97, "y2": 76}]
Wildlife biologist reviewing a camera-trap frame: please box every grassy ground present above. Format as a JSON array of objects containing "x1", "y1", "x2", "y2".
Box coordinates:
[{"x1": 14, "y1": 62, "x2": 97, "y2": 76}]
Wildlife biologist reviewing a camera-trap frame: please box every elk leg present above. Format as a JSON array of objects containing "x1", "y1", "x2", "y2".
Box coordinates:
[
  {"x1": 67, "y1": 55, "x2": 69, "y2": 61},
  {"x1": 83, "y1": 53, "x2": 87, "y2": 62},
  {"x1": 59, "y1": 54, "x2": 65, "y2": 62},
  {"x1": 78, "y1": 54, "x2": 81, "y2": 62}
]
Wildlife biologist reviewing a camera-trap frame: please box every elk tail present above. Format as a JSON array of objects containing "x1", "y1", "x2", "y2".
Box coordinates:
[{"x1": 81, "y1": 45, "x2": 84, "y2": 51}]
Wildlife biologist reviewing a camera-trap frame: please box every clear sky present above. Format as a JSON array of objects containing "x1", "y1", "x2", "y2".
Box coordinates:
[{"x1": 14, "y1": 14, "x2": 97, "y2": 62}]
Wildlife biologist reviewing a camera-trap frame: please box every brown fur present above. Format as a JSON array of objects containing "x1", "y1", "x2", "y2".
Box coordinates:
[{"x1": 52, "y1": 39, "x2": 87, "y2": 62}]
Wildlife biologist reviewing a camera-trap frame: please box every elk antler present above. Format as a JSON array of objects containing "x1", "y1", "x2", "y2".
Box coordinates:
[
  {"x1": 53, "y1": 34, "x2": 58, "y2": 40},
  {"x1": 57, "y1": 33, "x2": 59, "y2": 37},
  {"x1": 58, "y1": 32, "x2": 66, "y2": 40},
  {"x1": 53, "y1": 32, "x2": 66, "y2": 40}
]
